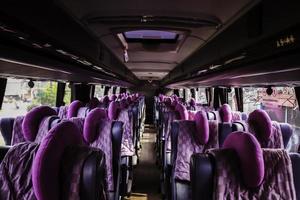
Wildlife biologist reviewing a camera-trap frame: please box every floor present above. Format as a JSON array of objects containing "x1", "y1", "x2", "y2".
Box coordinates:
[{"x1": 126, "y1": 124, "x2": 161, "y2": 200}]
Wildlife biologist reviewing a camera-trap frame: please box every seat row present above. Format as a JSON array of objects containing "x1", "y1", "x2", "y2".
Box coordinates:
[
  {"x1": 154, "y1": 94, "x2": 295, "y2": 199},
  {"x1": 0, "y1": 93, "x2": 145, "y2": 199}
]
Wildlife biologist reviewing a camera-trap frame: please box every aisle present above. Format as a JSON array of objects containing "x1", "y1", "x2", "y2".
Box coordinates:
[{"x1": 126, "y1": 124, "x2": 161, "y2": 200}]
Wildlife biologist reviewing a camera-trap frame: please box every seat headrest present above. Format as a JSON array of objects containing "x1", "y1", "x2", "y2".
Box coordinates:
[
  {"x1": 83, "y1": 108, "x2": 107, "y2": 143},
  {"x1": 67, "y1": 100, "x2": 84, "y2": 118},
  {"x1": 248, "y1": 109, "x2": 272, "y2": 140},
  {"x1": 159, "y1": 94, "x2": 164, "y2": 102},
  {"x1": 175, "y1": 103, "x2": 188, "y2": 120},
  {"x1": 164, "y1": 97, "x2": 172, "y2": 107},
  {"x1": 102, "y1": 95, "x2": 109, "y2": 104},
  {"x1": 223, "y1": 131, "x2": 264, "y2": 188},
  {"x1": 108, "y1": 101, "x2": 119, "y2": 120},
  {"x1": 190, "y1": 98, "x2": 196, "y2": 106},
  {"x1": 171, "y1": 100, "x2": 178, "y2": 108},
  {"x1": 120, "y1": 99, "x2": 128, "y2": 109},
  {"x1": 87, "y1": 97, "x2": 100, "y2": 109},
  {"x1": 127, "y1": 96, "x2": 132, "y2": 104},
  {"x1": 32, "y1": 121, "x2": 84, "y2": 200},
  {"x1": 194, "y1": 111, "x2": 209, "y2": 145},
  {"x1": 110, "y1": 94, "x2": 117, "y2": 101},
  {"x1": 219, "y1": 104, "x2": 232, "y2": 122},
  {"x1": 22, "y1": 106, "x2": 57, "y2": 142},
  {"x1": 188, "y1": 110, "x2": 196, "y2": 120}
]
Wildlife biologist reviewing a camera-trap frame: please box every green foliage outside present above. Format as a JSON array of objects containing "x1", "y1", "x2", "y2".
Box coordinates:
[
  {"x1": 27, "y1": 82, "x2": 57, "y2": 111},
  {"x1": 63, "y1": 86, "x2": 71, "y2": 105}
]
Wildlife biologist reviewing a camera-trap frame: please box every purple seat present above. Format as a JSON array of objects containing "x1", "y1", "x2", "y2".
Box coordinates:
[
  {"x1": 0, "y1": 121, "x2": 106, "y2": 200},
  {"x1": 191, "y1": 131, "x2": 298, "y2": 200},
  {"x1": 84, "y1": 108, "x2": 124, "y2": 199},
  {"x1": 58, "y1": 105, "x2": 68, "y2": 119},
  {"x1": 169, "y1": 109, "x2": 247, "y2": 200}
]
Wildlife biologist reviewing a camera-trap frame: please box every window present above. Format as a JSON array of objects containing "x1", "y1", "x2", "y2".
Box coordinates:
[
  {"x1": 196, "y1": 88, "x2": 207, "y2": 104},
  {"x1": 227, "y1": 89, "x2": 236, "y2": 111},
  {"x1": 178, "y1": 89, "x2": 184, "y2": 98},
  {"x1": 115, "y1": 87, "x2": 120, "y2": 94},
  {"x1": 0, "y1": 78, "x2": 57, "y2": 118},
  {"x1": 63, "y1": 84, "x2": 71, "y2": 105},
  {"x1": 95, "y1": 85, "x2": 105, "y2": 98}
]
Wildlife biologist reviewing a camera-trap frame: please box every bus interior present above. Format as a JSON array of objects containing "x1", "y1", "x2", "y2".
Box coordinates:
[{"x1": 0, "y1": 0, "x2": 300, "y2": 200}]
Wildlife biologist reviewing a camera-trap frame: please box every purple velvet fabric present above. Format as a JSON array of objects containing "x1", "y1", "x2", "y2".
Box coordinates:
[
  {"x1": 164, "y1": 111, "x2": 180, "y2": 152},
  {"x1": 102, "y1": 95, "x2": 109, "y2": 104},
  {"x1": 175, "y1": 104, "x2": 188, "y2": 120},
  {"x1": 173, "y1": 120, "x2": 219, "y2": 181},
  {"x1": 77, "y1": 107, "x2": 89, "y2": 118},
  {"x1": 126, "y1": 96, "x2": 132, "y2": 105},
  {"x1": 209, "y1": 148, "x2": 296, "y2": 199},
  {"x1": 83, "y1": 108, "x2": 107, "y2": 143},
  {"x1": 90, "y1": 119, "x2": 114, "y2": 191},
  {"x1": 67, "y1": 117, "x2": 85, "y2": 136},
  {"x1": 0, "y1": 142, "x2": 39, "y2": 200},
  {"x1": 87, "y1": 97, "x2": 100, "y2": 109},
  {"x1": 219, "y1": 104, "x2": 232, "y2": 123},
  {"x1": 110, "y1": 94, "x2": 117, "y2": 101},
  {"x1": 58, "y1": 106, "x2": 68, "y2": 119},
  {"x1": 67, "y1": 100, "x2": 84, "y2": 118},
  {"x1": 174, "y1": 121, "x2": 205, "y2": 181},
  {"x1": 248, "y1": 109, "x2": 273, "y2": 140},
  {"x1": 11, "y1": 116, "x2": 26, "y2": 145},
  {"x1": 194, "y1": 111, "x2": 209, "y2": 145},
  {"x1": 35, "y1": 116, "x2": 53, "y2": 143},
  {"x1": 22, "y1": 106, "x2": 57, "y2": 142},
  {"x1": 32, "y1": 121, "x2": 85, "y2": 200},
  {"x1": 118, "y1": 109, "x2": 134, "y2": 156},
  {"x1": 108, "y1": 101, "x2": 119, "y2": 120},
  {"x1": 232, "y1": 111, "x2": 242, "y2": 121},
  {"x1": 120, "y1": 99, "x2": 128, "y2": 109},
  {"x1": 164, "y1": 97, "x2": 172, "y2": 107},
  {"x1": 189, "y1": 98, "x2": 196, "y2": 106},
  {"x1": 223, "y1": 131, "x2": 264, "y2": 188}
]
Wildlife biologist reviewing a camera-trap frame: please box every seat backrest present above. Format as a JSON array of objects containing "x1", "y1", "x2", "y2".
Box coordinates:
[
  {"x1": 280, "y1": 123, "x2": 293, "y2": 148},
  {"x1": 171, "y1": 111, "x2": 218, "y2": 183},
  {"x1": 0, "y1": 118, "x2": 15, "y2": 145},
  {"x1": 218, "y1": 122, "x2": 247, "y2": 146},
  {"x1": 84, "y1": 108, "x2": 123, "y2": 194}
]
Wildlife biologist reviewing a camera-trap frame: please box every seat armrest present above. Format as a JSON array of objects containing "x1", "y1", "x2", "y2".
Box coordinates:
[
  {"x1": 81, "y1": 150, "x2": 106, "y2": 200},
  {"x1": 190, "y1": 153, "x2": 214, "y2": 200}
]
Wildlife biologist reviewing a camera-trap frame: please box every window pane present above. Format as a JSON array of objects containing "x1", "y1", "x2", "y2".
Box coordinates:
[
  {"x1": 196, "y1": 88, "x2": 207, "y2": 104},
  {"x1": 95, "y1": 85, "x2": 105, "y2": 98},
  {"x1": 0, "y1": 78, "x2": 57, "y2": 118},
  {"x1": 63, "y1": 84, "x2": 71, "y2": 105},
  {"x1": 116, "y1": 87, "x2": 120, "y2": 94},
  {"x1": 228, "y1": 89, "x2": 236, "y2": 111}
]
